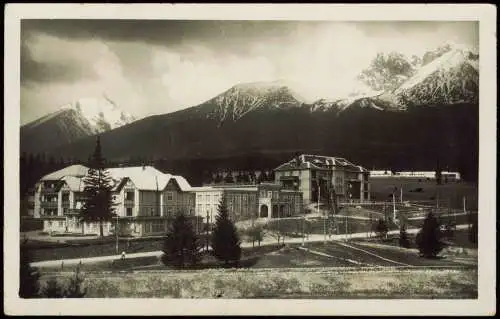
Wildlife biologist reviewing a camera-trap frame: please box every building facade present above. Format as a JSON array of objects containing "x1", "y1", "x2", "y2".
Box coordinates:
[
  {"x1": 274, "y1": 154, "x2": 370, "y2": 205},
  {"x1": 33, "y1": 165, "x2": 199, "y2": 237},
  {"x1": 191, "y1": 183, "x2": 303, "y2": 223}
]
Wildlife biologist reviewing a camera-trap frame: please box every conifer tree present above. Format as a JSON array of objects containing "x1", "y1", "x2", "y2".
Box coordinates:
[
  {"x1": 211, "y1": 195, "x2": 241, "y2": 266},
  {"x1": 80, "y1": 136, "x2": 116, "y2": 237},
  {"x1": 416, "y1": 211, "x2": 446, "y2": 258},
  {"x1": 374, "y1": 218, "x2": 389, "y2": 239},
  {"x1": 399, "y1": 224, "x2": 411, "y2": 248},
  {"x1": 65, "y1": 265, "x2": 87, "y2": 298},
  {"x1": 162, "y1": 212, "x2": 201, "y2": 268}
]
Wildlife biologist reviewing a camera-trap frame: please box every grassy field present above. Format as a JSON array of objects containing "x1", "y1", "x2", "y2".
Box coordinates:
[
  {"x1": 39, "y1": 267, "x2": 478, "y2": 299},
  {"x1": 353, "y1": 228, "x2": 478, "y2": 250},
  {"x1": 22, "y1": 233, "x2": 214, "y2": 262},
  {"x1": 369, "y1": 178, "x2": 478, "y2": 210}
]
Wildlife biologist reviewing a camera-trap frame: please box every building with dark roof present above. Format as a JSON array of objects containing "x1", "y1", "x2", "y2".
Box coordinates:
[{"x1": 274, "y1": 154, "x2": 370, "y2": 205}]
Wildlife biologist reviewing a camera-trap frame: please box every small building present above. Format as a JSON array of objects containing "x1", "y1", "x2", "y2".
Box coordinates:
[
  {"x1": 369, "y1": 170, "x2": 393, "y2": 178},
  {"x1": 274, "y1": 154, "x2": 370, "y2": 205}
]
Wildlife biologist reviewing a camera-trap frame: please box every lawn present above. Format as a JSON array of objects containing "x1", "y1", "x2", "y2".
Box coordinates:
[
  {"x1": 38, "y1": 267, "x2": 478, "y2": 299},
  {"x1": 263, "y1": 216, "x2": 389, "y2": 237},
  {"x1": 353, "y1": 228, "x2": 478, "y2": 250},
  {"x1": 22, "y1": 233, "x2": 213, "y2": 262}
]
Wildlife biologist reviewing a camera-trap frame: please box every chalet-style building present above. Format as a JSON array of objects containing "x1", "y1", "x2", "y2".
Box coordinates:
[
  {"x1": 33, "y1": 165, "x2": 198, "y2": 237},
  {"x1": 274, "y1": 154, "x2": 371, "y2": 205}
]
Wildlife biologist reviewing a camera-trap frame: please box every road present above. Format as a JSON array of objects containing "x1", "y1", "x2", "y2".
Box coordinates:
[{"x1": 30, "y1": 224, "x2": 472, "y2": 268}]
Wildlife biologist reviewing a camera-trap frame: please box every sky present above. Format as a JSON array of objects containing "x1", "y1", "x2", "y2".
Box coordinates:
[{"x1": 20, "y1": 20, "x2": 478, "y2": 124}]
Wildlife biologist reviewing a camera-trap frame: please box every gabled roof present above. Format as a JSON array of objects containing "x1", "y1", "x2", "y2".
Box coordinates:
[
  {"x1": 107, "y1": 166, "x2": 172, "y2": 191},
  {"x1": 61, "y1": 176, "x2": 85, "y2": 192},
  {"x1": 274, "y1": 154, "x2": 368, "y2": 172},
  {"x1": 39, "y1": 165, "x2": 192, "y2": 192},
  {"x1": 41, "y1": 164, "x2": 89, "y2": 180}
]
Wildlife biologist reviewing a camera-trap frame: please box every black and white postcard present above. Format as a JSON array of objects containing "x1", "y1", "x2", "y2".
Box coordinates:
[{"x1": 4, "y1": 3, "x2": 497, "y2": 316}]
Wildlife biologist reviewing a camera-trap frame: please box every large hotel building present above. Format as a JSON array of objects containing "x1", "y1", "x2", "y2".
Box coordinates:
[{"x1": 30, "y1": 154, "x2": 368, "y2": 237}]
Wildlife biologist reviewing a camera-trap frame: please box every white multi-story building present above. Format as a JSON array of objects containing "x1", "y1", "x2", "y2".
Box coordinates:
[
  {"x1": 274, "y1": 154, "x2": 370, "y2": 205},
  {"x1": 33, "y1": 165, "x2": 198, "y2": 237}
]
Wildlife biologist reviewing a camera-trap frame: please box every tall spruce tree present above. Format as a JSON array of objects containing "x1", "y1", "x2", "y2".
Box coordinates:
[
  {"x1": 80, "y1": 136, "x2": 116, "y2": 237},
  {"x1": 416, "y1": 211, "x2": 445, "y2": 258},
  {"x1": 162, "y1": 212, "x2": 201, "y2": 268},
  {"x1": 211, "y1": 195, "x2": 241, "y2": 266}
]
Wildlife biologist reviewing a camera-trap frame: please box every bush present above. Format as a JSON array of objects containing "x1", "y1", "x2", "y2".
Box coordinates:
[
  {"x1": 416, "y1": 211, "x2": 446, "y2": 258},
  {"x1": 247, "y1": 225, "x2": 264, "y2": 247},
  {"x1": 65, "y1": 265, "x2": 87, "y2": 297},
  {"x1": 41, "y1": 278, "x2": 65, "y2": 298}
]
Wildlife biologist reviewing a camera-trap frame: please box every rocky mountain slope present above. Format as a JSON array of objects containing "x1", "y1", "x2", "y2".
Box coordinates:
[
  {"x1": 25, "y1": 44, "x2": 479, "y2": 183},
  {"x1": 21, "y1": 95, "x2": 135, "y2": 153}
]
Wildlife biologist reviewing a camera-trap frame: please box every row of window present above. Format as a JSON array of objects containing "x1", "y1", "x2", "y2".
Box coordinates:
[
  {"x1": 196, "y1": 193, "x2": 222, "y2": 203},
  {"x1": 281, "y1": 170, "x2": 303, "y2": 177}
]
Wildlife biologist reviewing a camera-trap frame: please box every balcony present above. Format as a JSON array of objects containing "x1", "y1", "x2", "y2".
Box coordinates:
[
  {"x1": 124, "y1": 200, "x2": 135, "y2": 206},
  {"x1": 40, "y1": 188, "x2": 60, "y2": 195},
  {"x1": 40, "y1": 201, "x2": 58, "y2": 208},
  {"x1": 65, "y1": 209, "x2": 81, "y2": 216}
]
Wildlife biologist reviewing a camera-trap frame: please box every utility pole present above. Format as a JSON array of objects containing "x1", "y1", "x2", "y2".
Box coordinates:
[
  {"x1": 392, "y1": 192, "x2": 396, "y2": 222},
  {"x1": 115, "y1": 215, "x2": 119, "y2": 254},
  {"x1": 302, "y1": 205, "x2": 305, "y2": 247},
  {"x1": 206, "y1": 210, "x2": 210, "y2": 252},
  {"x1": 322, "y1": 188, "x2": 327, "y2": 245},
  {"x1": 345, "y1": 215, "x2": 348, "y2": 241}
]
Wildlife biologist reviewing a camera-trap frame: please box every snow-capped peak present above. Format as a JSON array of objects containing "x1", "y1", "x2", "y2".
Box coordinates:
[
  {"x1": 57, "y1": 94, "x2": 136, "y2": 133},
  {"x1": 396, "y1": 47, "x2": 476, "y2": 92}
]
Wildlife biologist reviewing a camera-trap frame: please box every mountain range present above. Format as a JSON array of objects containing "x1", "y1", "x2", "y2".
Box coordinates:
[
  {"x1": 20, "y1": 44, "x2": 480, "y2": 183},
  {"x1": 20, "y1": 94, "x2": 135, "y2": 153}
]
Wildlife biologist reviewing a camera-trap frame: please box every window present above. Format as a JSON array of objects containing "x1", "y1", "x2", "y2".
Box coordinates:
[
  {"x1": 273, "y1": 191, "x2": 278, "y2": 198},
  {"x1": 126, "y1": 207, "x2": 133, "y2": 217},
  {"x1": 166, "y1": 192, "x2": 174, "y2": 201},
  {"x1": 152, "y1": 222, "x2": 163, "y2": 233},
  {"x1": 260, "y1": 190, "x2": 266, "y2": 198},
  {"x1": 126, "y1": 192, "x2": 134, "y2": 201},
  {"x1": 59, "y1": 221, "x2": 64, "y2": 227},
  {"x1": 62, "y1": 192, "x2": 70, "y2": 202},
  {"x1": 242, "y1": 194, "x2": 247, "y2": 202},
  {"x1": 267, "y1": 191, "x2": 272, "y2": 198}
]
